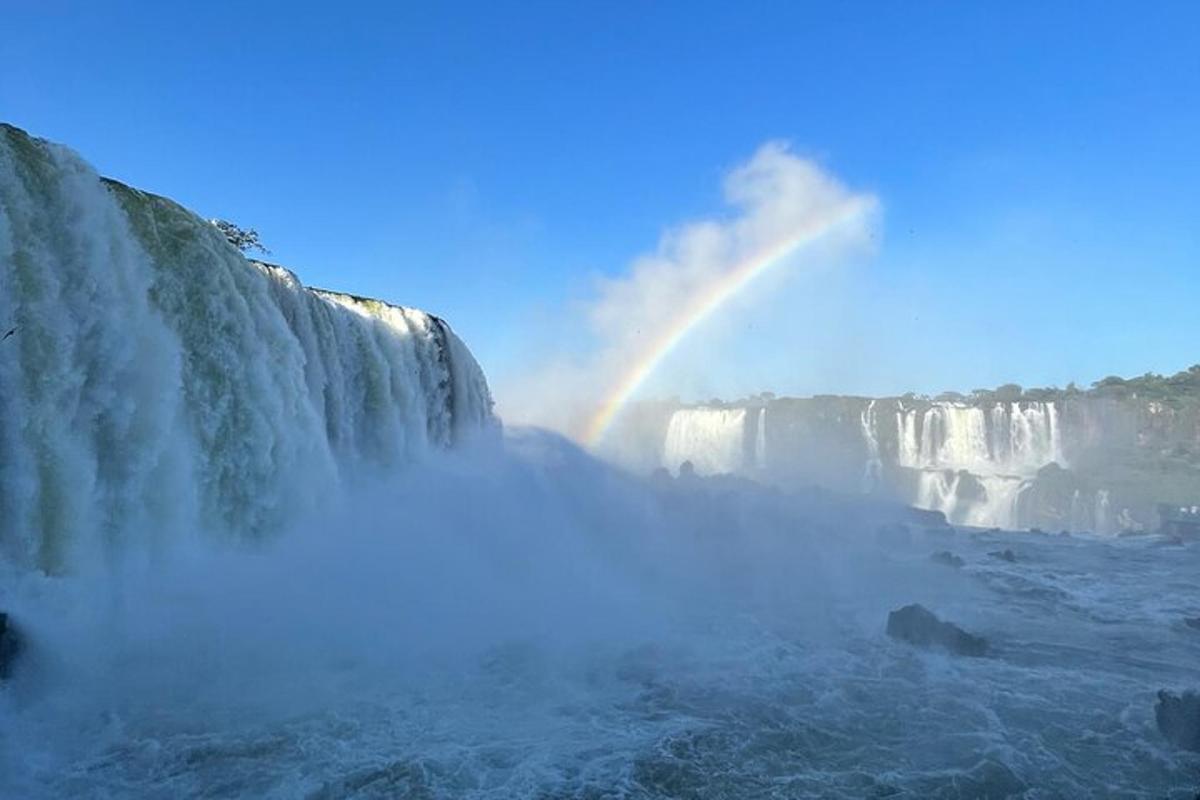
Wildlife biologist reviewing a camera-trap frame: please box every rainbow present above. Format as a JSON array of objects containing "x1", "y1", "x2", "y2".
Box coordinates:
[{"x1": 582, "y1": 197, "x2": 873, "y2": 446}]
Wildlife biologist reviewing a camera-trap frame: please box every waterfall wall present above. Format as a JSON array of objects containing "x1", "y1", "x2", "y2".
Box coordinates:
[
  {"x1": 641, "y1": 390, "x2": 1196, "y2": 533},
  {"x1": 0, "y1": 124, "x2": 495, "y2": 572}
]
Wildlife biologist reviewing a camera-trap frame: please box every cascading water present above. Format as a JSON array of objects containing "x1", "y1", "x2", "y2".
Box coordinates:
[
  {"x1": 754, "y1": 406, "x2": 767, "y2": 470},
  {"x1": 661, "y1": 407, "x2": 747, "y2": 475},
  {"x1": 892, "y1": 401, "x2": 1064, "y2": 528},
  {"x1": 1096, "y1": 490, "x2": 1112, "y2": 535},
  {"x1": 0, "y1": 124, "x2": 494, "y2": 573},
  {"x1": 860, "y1": 400, "x2": 882, "y2": 491},
  {"x1": 896, "y1": 405, "x2": 920, "y2": 468},
  {"x1": 896, "y1": 401, "x2": 1063, "y2": 473}
]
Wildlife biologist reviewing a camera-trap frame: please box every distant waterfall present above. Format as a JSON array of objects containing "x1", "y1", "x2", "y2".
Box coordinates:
[
  {"x1": 894, "y1": 400, "x2": 1063, "y2": 529},
  {"x1": 860, "y1": 400, "x2": 882, "y2": 491},
  {"x1": 896, "y1": 401, "x2": 1063, "y2": 474},
  {"x1": 897, "y1": 406, "x2": 920, "y2": 468},
  {"x1": 1069, "y1": 488, "x2": 1116, "y2": 535},
  {"x1": 917, "y1": 471, "x2": 1026, "y2": 529},
  {"x1": 662, "y1": 408, "x2": 748, "y2": 475},
  {"x1": 754, "y1": 407, "x2": 767, "y2": 470},
  {"x1": 0, "y1": 124, "x2": 495, "y2": 573},
  {"x1": 1096, "y1": 490, "x2": 1111, "y2": 535}
]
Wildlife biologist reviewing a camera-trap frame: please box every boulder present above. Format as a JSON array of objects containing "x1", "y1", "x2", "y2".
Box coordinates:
[
  {"x1": 0, "y1": 613, "x2": 22, "y2": 680},
  {"x1": 1155, "y1": 690, "x2": 1200, "y2": 751},
  {"x1": 930, "y1": 550, "x2": 965, "y2": 568},
  {"x1": 886, "y1": 603, "x2": 987, "y2": 656}
]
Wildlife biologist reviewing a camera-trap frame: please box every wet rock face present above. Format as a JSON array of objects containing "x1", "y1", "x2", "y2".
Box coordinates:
[
  {"x1": 0, "y1": 613, "x2": 22, "y2": 680},
  {"x1": 1156, "y1": 691, "x2": 1200, "y2": 752},
  {"x1": 886, "y1": 604, "x2": 988, "y2": 657}
]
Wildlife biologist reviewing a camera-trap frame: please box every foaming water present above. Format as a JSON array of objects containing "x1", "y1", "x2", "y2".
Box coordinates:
[{"x1": 2, "y1": 431, "x2": 1197, "y2": 798}]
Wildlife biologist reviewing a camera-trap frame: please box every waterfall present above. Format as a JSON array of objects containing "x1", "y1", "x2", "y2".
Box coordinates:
[
  {"x1": 896, "y1": 401, "x2": 1063, "y2": 474},
  {"x1": 917, "y1": 470, "x2": 961, "y2": 521},
  {"x1": 920, "y1": 405, "x2": 990, "y2": 470},
  {"x1": 662, "y1": 408, "x2": 748, "y2": 476},
  {"x1": 897, "y1": 407, "x2": 920, "y2": 468},
  {"x1": 1006, "y1": 402, "x2": 1063, "y2": 472},
  {"x1": 971, "y1": 476, "x2": 1027, "y2": 530},
  {"x1": 895, "y1": 400, "x2": 1064, "y2": 529},
  {"x1": 754, "y1": 407, "x2": 767, "y2": 470},
  {"x1": 916, "y1": 471, "x2": 1025, "y2": 529},
  {"x1": 860, "y1": 400, "x2": 882, "y2": 491},
  {"x1": 1096, "y1": 490, "x2": 1111, "y2": 535},
  {"x1": 0, "y1": 124, "x2": 494, "y2": 573}
]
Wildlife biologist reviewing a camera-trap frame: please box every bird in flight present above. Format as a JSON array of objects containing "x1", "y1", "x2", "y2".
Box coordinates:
[{"x1": 2, "y1": 328, "x2": 14, "y2": 341}]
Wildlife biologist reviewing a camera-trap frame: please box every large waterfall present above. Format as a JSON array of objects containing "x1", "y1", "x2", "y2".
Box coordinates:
[
  {"x1": 754, "y1": 406, "x2": 767, "y2": 470},
  {"x1": 895, "y1": 401, "x2": 1062, "y2": 473},
  {"x1": 860, "y1": 400, "x2": 882, "y2": 491},
  {"x1": 0, "y1": 124, "x2": 494, "y2": 573},
  {"x1": 892, "y1": 401, "x2": 1063, "y2": 527},
  {"x1": 662, "y1": 408, "x2": 748, "y2": 475}
]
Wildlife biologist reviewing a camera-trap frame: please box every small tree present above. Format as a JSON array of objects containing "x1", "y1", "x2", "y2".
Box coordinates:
[{"x1": 210, "y1": 219, "x2": 271, "y2": 255}]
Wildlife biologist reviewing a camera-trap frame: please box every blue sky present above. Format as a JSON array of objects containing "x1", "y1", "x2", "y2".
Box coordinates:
[{"x1": 3, "y1": 2, "x2": 1198, "y2": 401}]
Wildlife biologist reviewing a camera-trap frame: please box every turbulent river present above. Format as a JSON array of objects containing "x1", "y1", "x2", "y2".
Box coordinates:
[{"x1": 2, "y1": 432, "x2": 1198, "y2": 799}]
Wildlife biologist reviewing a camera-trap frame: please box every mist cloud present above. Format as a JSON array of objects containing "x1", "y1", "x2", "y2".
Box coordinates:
[{"x1": 498, "y1": 141, "x2": 879, "y2": 439}]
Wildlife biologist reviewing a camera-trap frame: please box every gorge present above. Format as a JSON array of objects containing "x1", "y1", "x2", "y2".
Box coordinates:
[{"x1": 611, "y1": 373, "x2": 1200, "y2": 534}]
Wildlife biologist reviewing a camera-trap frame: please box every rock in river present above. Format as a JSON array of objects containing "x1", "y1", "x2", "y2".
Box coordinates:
[
  {"x1": 1155, "y1": 690, "x2": 1200, "y2": 751},
  {"x1": 887, "y1": 603, "x2": 987, "y2": 657}
]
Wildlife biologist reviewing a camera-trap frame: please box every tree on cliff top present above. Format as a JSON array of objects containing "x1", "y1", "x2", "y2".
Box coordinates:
[{"x1": 210, "y1": 219, "x2": 271, "y2": 255}]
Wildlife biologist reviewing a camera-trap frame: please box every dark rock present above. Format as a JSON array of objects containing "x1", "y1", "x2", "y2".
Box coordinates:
[
  {"x1": 952, "y1": 471, "x2": 988, "y2": 505},
  {"x1": 902, "y1": 507, "x2": 946, "y2": 527},
  {"x1": 1155, "y1": 690, "x2": 1200, "y2": 751},
  {"x1": 930, "y1": 550, "x2": 965, "y2": 568},
  {"x1": 1185, "y1": 617, "x2": 1200, "y2": 631},
  {"x1": 989, "y1": 549, "x2": 1018, "y2": 563},
  {"x1": 886, "y1": 603, "x2": 988, "y2": 656},
  {"x1": 0, "y1": 613, "x2": 22, "y2": 680}
]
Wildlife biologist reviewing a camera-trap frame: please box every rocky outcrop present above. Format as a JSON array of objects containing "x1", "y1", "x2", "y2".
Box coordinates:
[
  {"x1": 886, "y1": 604, "x2": 987, "y2": 656},
  {"x1": 1155, "y1": 690, "x2": 1200, "y2": 751},
  {"x1": 0, "y1": 613, "x2": 22, "y2": 680}
]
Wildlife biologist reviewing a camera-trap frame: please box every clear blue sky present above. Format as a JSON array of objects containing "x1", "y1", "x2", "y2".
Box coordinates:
[{"x1": 3, "y1": 2, "x2": 1198, "y2": 399}]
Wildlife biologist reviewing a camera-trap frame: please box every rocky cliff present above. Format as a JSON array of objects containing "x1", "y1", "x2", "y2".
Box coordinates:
[{"x1": 613, "y1": 369, "x2": 1200, "y2": 533}]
